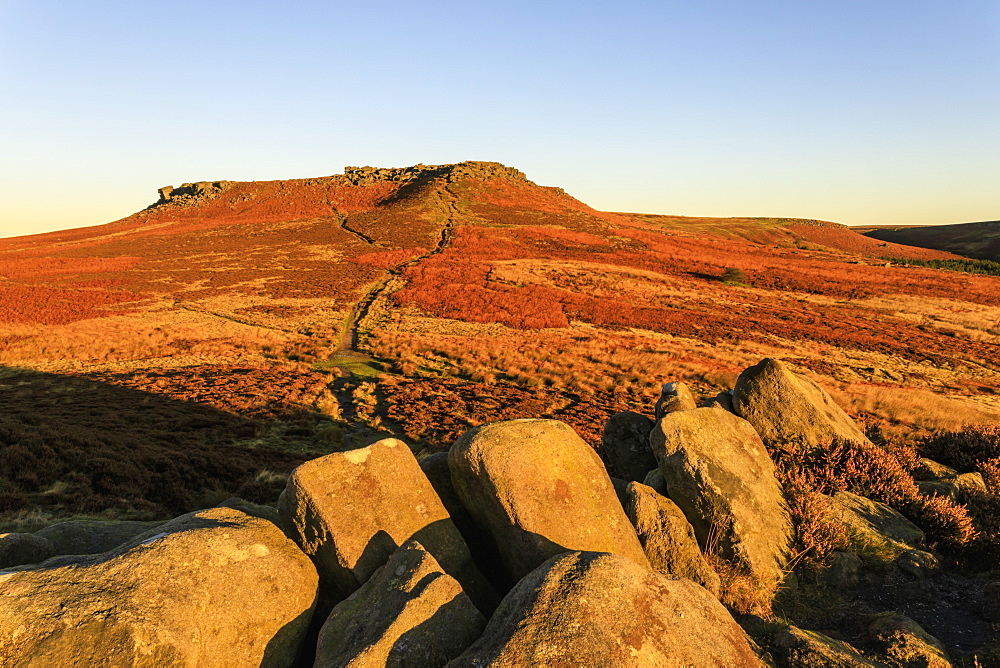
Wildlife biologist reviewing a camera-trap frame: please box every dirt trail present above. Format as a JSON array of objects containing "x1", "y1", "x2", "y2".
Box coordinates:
[
  {"x1": 336, "y1": 182, "x2": 460, "y2": 355},
  {"x1": 336, "y1": 213, "x2": 378, "y2": 246}
]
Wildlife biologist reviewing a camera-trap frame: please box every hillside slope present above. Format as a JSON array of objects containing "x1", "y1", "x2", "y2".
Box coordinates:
[
  {"x1": 861, "y1": 220, "x2": 1000, "y2": 261},
  {"x1": 1, "y1": 161, "x2": 999, "y2": 522}
]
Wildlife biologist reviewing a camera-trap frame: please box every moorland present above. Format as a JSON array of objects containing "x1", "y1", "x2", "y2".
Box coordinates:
[{"x1": 2, "y1": 161, "x2": 1000, "y2": 664}]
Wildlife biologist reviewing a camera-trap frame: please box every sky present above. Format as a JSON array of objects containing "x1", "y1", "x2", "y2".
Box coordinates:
[{"x1": 1, "y1": 1, "x2": 997, "y2": 237}]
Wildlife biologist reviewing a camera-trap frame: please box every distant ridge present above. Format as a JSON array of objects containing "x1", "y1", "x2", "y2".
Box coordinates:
[{"x1": 860, "y1": 220, "x2": 1000, "y2": 261}]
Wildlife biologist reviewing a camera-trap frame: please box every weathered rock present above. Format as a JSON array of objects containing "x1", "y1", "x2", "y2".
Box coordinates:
[
  {"x1": 732, "y1": 358, "x2": 871, "y2": 450},
  {"x1": 867, "y1": 613, "x2": 951, "y2": 668},
  {"x1": 654, "y1": 381, "x2": 698, "y2": 421},
  {"x1": 0, "y1": 507, "x2": 318, "y2": 667},
  {"x1": 315, "y1": 541, "x2": 485, "y2": 667},
  {"x1": 772, "y1": 625, "x2": 883, "y2": 667},
  {"x1": 217, "y1": 497, "x2": 284, "y2": 531},
  {"x1": 830, "y1": 491, "x2": 924, "y2": 554},
  {"x1": 601, "y1": 411, "x2": 657, "y2": 482},
  {"x1": 895, "y1": 549, "x2": 940, "y2": 579},
  {"x1": 914, "y1": 459, "x2": 957, "y2": 481},
  {"x1": 826, "y1": 550, "x2": 863, "y2": 589},
  {"x1": 702, "y1": 390, "x2": 736, "y2": 413},
  {"x1": 419, "y1": 451, "x2": 508, "y2": 593},
  {"x1": 642, "y1": 468, "x2": 669, "y2": 496},
  {"x1": 0, "y1": 532, "x2": 55, "y2": 569},
  {"x1": 449, "y1": 551, "x2": 764, "y2": 667},
  {"x1": 418, "y1": 453, "x2": 471, "y2": 528},
  {"x1": 278, "y1": 439, "x2": 495, "y2": 613},
  {"x1": 982, "y1": 581, "x2": 1000, "y2": 622},
  {"x1": 34, "y1": 519, "x2": 164, "y2": 557},
  {"x1": 449, "y1": 419, "x2": 649, "y2": 585},
  {"x1": 620, "y1": 481, "x2": 721, "y2": 595},
  {"x1": 650, "y1": 406, "x2": 792, "y2": 589},
  {"x1": 916, "y1": 473, "x2": 986, "y2": 502}
]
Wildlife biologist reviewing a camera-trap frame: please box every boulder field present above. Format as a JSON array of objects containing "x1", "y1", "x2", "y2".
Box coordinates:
[{"x1": 0, "y1": 358, "x2": 948, "y2": 666}]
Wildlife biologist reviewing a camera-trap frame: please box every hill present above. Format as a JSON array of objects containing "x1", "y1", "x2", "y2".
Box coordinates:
[
  {"x1": 1, "y1": 161, "x2": 998, "y2": 522},
  {"x1": 860, "y1": 220, "x2": 1000, "y2": 261}
]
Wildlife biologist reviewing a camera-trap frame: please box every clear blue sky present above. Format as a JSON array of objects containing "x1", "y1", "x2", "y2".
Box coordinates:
[{"x1": 1, "y1": 1, "x2": 997, "y2": 237}]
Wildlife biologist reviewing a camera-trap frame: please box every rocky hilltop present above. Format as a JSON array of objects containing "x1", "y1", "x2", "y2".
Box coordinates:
[{"x1": 0, "y1": 360, "x2": 981, "y2": 666}]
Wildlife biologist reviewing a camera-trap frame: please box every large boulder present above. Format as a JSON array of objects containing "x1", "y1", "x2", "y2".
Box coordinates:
[
  {"x1": 653, "y1": 381, "x2": 698, "y2": 421},
  {"x1": 830, "y1": 491, "x2": 924, "y2": 554},
  {"x1": 867, "y1": 613, "x2": 951, "y2": 668},
  {"x1": 34, "y1": 519, "x2": 164, "y2": 556},
  {"x1": 771, "y1": 625, "x2": 883, "y2": 667},
  {"x1": 449, "y1": 419, "x2": 648, "y2": 585},
  {"x1": 649, "y1": 406, "x2": 792, "y2": 589},
  {"x1": 449, "y1": 551, "x2": 764, "y2": 666},
  {"x1": 419, "y1": 452, "x2": 507, "y2": 593},
  {"x1": 278, "y1": 439, "x2": 495, "y2": 614},
  {"x1": 601, "y1": 411, "x2": 657, "y2": 482},
  {"x1": 315, "y1": 540, "x2": 485, "y2": 667},
  {"x1": 0, "y1": 532, "x2": 55, "y2": 569},
  {"x1": 620, "y1": 481, "x2": 721, "y2": 595},
  {"x1": 0, "y1": 507, "x2": 317, "y2": 666},
  {"x1": 916, "y1": 472, "x2": 986, "y2": 502},
  {"x1": 732, "y1": 358, "x2": 870, "y2": 450}
]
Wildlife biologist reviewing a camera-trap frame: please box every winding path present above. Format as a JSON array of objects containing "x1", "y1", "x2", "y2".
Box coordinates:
[{"x1": 336, "y1": 181, "x2": 461, "y2": 356}]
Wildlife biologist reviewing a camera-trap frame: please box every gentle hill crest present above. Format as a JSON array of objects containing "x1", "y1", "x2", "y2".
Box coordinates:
[{"x1": 861, "y1": 220, "x2": 1000, "y2": 261}]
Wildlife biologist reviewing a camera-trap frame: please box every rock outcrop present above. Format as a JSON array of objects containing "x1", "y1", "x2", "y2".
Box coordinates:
[
  {"x1": 830, "y1": 491, "x2": 925, "y2": 553},
  {"x1": 314, "y1": 540, "x2": 485, "y2": 667},
  {"x1": 650, "y1": 406, "x2": 792, "y2": 589},
  {"x1": 0, "y1": 507, "x2": 317, "y2": 667},
  {"x1": 867, "y1": 613, "x2": 951, "y2": 668},
  {"x1": 33, "y1": 519, "x2": 165, "y2": 557},
  {"x1": 771, "y1": 625, "x2": 883, "y2": 667},
  {"x1": 278, "y1": 438, "x2": 495, "y2": 613},
  {"x1": 619, "y1": 481, "x2": 721, "y2": 595},
  {"x1": 0, "y1": 532, "x2": 55, "y2": 569},
  {"x1": 601, "y1": 410, "x2": 656, "y2": 482},
  {"x1": 449, "y1": 419, "x2": 649, "y2": 585},
  {"x1": 449, "y1": 551, "x2": 764, "y2": 666},
  {"x1": 653, "y1": 380, "x2": 698, "y2": 421},
  {"x1": 732, "y1": 358, "x2": 871, "y2": 450}
]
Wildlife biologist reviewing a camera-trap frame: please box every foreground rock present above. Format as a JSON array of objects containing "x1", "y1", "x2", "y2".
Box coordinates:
[
  {"x1": 867, "y1": 613, "x2": 951, "y2": 668},
  {"x1": 449, "y1": 419, "x2": 649, "y2": 585},
  {"x1": 449, "y1": 551, "x2": 764, "y2": 666},
  {"x1": 620, "y1": 481, "x2": 721, "y2": 595},
  {"x1": 601, "y1": 411, "x2": 656, "y2": 482},
  {"x1": 650, "y1": 406, "x2": 792, "y2": 589},
  {"x1": 0, "y1": 507, "x2": 317, "y2": 666},
  {"x1": 278, "y1": 438, "x2": 495, "y2": 613},
  {"x1": 34, "y1": 519, "x2": 164, "y2": 556},
  {"x1": 732, "y1": 358, "x2": 871, "y2": 450},
  {"x1": 771, "y1": 625, "x2": 883, "y2": 667},
  {"x1": 315, "y1": 540, "x2": 485, "y2": 667}
]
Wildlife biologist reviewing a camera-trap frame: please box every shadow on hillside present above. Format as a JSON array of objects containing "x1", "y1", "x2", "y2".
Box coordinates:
[
  {"x1": 375, "y1": 166, "x2": 452, "y2": 207},
  {"x1": 0, "y1": 367, "x2": 314, "y2": 523}
]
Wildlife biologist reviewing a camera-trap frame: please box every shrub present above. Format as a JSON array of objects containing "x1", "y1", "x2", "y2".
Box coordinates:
[
  {"x1": 720, "y1": 267, "x2": 748, "y2": 285},
  {"x1": 774, "y1": 467, "x2": 848, "y2": 570},
  {"x1": 772, "y1": 437, "x2": 977, "y2": 553},
  {"x1": 919, "y1": 424, "x2": 1000, "y2": 472}
]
